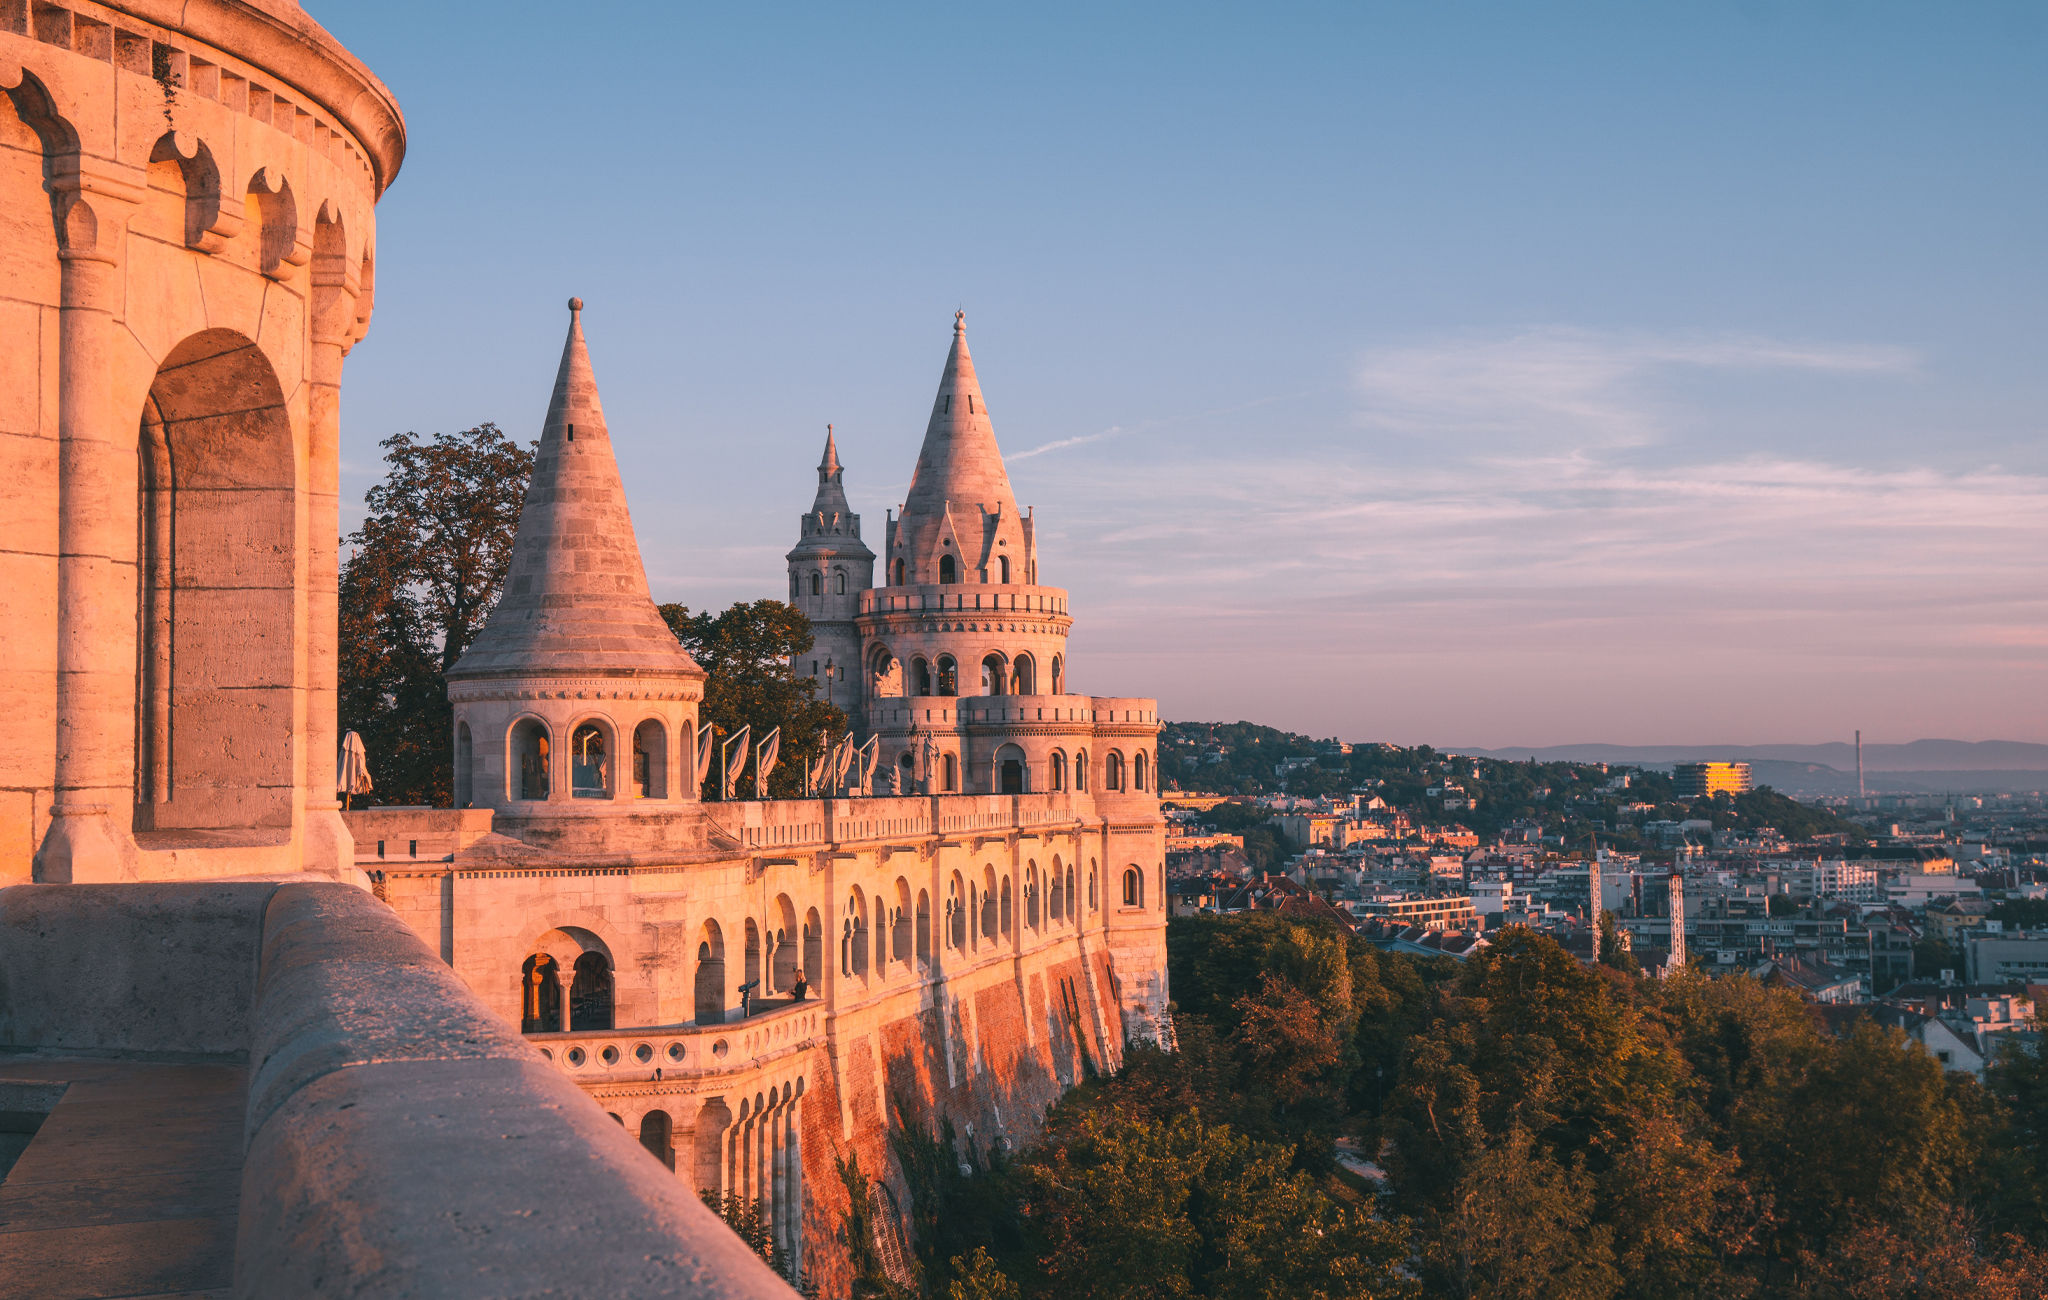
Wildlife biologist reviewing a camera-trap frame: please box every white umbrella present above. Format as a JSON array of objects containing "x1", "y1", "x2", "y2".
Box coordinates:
[
  {"x1": 338, "y1": 731, "x2": 373, "y2": 810},
  {"x1": 754, "y1": 727, "x2": 782, "y2": 800},
  {"x1": 721, "y1": 725, "x2": 751, "y2": 801}
]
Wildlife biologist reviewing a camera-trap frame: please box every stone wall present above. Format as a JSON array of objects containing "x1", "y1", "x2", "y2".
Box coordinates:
[{"x1": 1, "y1": 0, "x2": 401, "y2": 886}]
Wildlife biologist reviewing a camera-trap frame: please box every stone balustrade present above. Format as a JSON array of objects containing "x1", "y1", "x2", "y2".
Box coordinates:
[{"x1": 0, "y1": 879, "x2": 794, "y2": 1299}]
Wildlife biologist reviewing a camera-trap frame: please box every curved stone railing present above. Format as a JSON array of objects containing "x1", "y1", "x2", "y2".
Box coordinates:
[
  {"x1": 240, "y1": 882, "x2": 794, "y2": 1298},
  {"x1": 0, "y1": 879, "x2": 794, "y2": 1299}
]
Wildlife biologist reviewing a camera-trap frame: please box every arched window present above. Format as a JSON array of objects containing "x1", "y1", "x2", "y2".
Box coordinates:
[
  {"x1": 1105, "y1": 751, "x2": 1124, "y2": 792},
  {"x1": 937, "y1": 656, "x2": 958, "y2": 696},
  {"x1": 1001, "y1": 877, "x2": 1013, "y2": 937},
  {"x1": 982, "y1": 654, "x2": 1004, "y2": 696},
  {"x1": 1050, "y1": 655, "x2": 1064, "y2": 696},
  {"x1": 999, "y1": 555, "x2": 1010, "y2": 583},
  {"x1": 513, "y1": 719, "x2": 552, "y2": 801},
  {"x1": 1066, "y1": 867, "x2": 1076, "y2": 921},
  {"x1": 572, "y1": 723, "x2": 609, "y2": 798},
  {"x1": 810, "y1": 572, "x2": 822, "y2": 596},
  {"x1": 1133, "y1": 751, "x2": 1148, "y2": 792},
  {"x1": 1050, "y1": 751, "x2": 1066, "y2": 791},
  {"x1": 633, "y1": 719, "x2": 666, "y2": 799},
  {"x1": 835, "y1": 570, "x2": 846, "y2": 595},
  {"x1": 789, "y1": 574, "x2": 799, "y2": 600},
  {"x1": 456, "y1": 722, "x2": 474, "y2": 809},
  {"x1": 948, "y1": 875, "x2": 966, "y2": 949},
  {"x1": 1123, "y1": 868, "x2": 1142, "y2": 909},
  {"x1": 893, "y1": 558, "x2": 905, "y2": 586},
  {"x1": 913, "y1": 657, "x2": 932, "y2": 696},
  {"x1": 940, "y1": 554, "x2": 957, "y2": 584},
  {"x1": 695, "y1": 922, "x2": 725, "y2": 1025},
  {"x1": 1089, "y1": 861, "x2": 1098, "y2": 911},
  {"x1": 916, "y1": 891, "x2": 931, "y2": 965},
  {"x1": 520, "y1": 953, "x2": 562, "y2": 1033},
  {"x1": 943, "y1": 753, "x2": 958, "y2": 792},
  {"x1": 571, "y1": 951, "x2": 614, "y2": 1030},
  {"x1": 1011, "y1": 655, "x2": 1034, "y2": 695},
  {"x1": 1048, "y1": 861, "x2": 1063, "y2": 922},
  {"x1": 1076, "y1": 751, "x2": 1088, "y2": 792}
]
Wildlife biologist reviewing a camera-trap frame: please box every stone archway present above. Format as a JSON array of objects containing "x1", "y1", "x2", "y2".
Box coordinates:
[{"x1": 135, "y1": 329, "x2": 297, "y2": 835}]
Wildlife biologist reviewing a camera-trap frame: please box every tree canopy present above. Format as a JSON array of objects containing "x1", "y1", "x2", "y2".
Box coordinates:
[
  {"x1": 659, "y1": 600, "x2": 842, "y2": 799},
  {"x1": 338, "y1": 423, "x2": 532, "y2": 805}
]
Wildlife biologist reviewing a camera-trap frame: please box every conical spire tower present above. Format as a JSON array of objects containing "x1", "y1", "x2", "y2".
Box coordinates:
[
  {"x1": 810, "y1": 425, "x2": 853, "y2": 516},
  {"x1": 449, "y1": 299, "x2": 702, "y2": 680},
  {"x1": 886, "y1": 312, "x2": 1036, "y2": 588},
  {"x1": 901, "y1": 311, "x2": 1020, "y2": 521}
]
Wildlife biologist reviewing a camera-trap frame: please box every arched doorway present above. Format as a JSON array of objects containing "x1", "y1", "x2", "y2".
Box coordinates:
[
  {"x1": 134, "y1": 330, "x2": 296, "y2": 833},
  {"x1": 695, "y1": 921, "x2": 726, "y2": 1025},
  {"x1": 570, "y1": 952, "x2": 614, "y2": 1030},
  {"x1": 639, "y1": 1109, "x2": 675, "y2": 1172}
]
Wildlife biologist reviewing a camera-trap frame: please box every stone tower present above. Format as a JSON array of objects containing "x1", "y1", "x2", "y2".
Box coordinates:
[
  {"x1": 2, "y1": 0, "x2": 402, "y2": 884},
  {"x1": 846, "y1": 312, "x2": 1161, "y2": 807},
  {"x1": 785, "y1": 427, "x2": 874, "y2": 715},
  {"x1": 445, "y1": 300, "x2": 706, "y2": 851}
]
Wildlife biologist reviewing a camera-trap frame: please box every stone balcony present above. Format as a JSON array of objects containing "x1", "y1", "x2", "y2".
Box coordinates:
[{"x1": 0, "y1": 880, "x2": 793, "y2": 1299}]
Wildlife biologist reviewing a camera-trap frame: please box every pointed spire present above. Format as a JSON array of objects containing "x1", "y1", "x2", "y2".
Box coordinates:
[
  {"x1": 901, "y1": 310, "x2": 1020, "y2": 521},
  {"x1": 810, "y1": 423, "x2": 853, "y2": 515},
  {"x1": 448, "y1": 298, "x2": 702, "y2": 681}
]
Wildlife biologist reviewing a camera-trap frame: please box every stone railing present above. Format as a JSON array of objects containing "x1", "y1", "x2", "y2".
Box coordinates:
[
  {"x1": 526, "y1": 998, "x2": 824, "y2": 1086},
  {"x1": 0, "y1": 880, "x2": 793, "y2": 1298},
  {"x1": 858, "y1": 583, "x2": 1069, "y2": 616}
]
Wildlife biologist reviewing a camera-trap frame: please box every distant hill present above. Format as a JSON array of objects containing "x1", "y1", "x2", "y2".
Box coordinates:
[{"x1": 1450, "y1": 739, "x2": 2048, "y2": 773}]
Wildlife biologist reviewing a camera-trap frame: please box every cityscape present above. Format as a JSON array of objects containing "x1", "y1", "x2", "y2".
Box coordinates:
[{"x1": 2, "y1": 4, "x2": 2044, "y2": 1300}]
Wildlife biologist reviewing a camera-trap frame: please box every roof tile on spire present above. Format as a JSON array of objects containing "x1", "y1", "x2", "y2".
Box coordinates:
[
  {"x1": 448, "y1": 298, "x2": 702, "y2": 681},
  {"x1": 901, "y1": 311, "x2": 1020, "y2": 521}
]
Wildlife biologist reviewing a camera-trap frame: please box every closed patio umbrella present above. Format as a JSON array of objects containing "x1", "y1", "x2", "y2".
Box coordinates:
[{"x1": 338, "y1": 731, "x2": 373, "y2": 810}]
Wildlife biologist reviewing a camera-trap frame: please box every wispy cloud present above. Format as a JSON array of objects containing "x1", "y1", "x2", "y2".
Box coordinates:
[
  {"x1": 1353, "y1": 327, "x2": 1915, "y2": 448},
  {"x1": 1010, "y1": 426, "x2": 1122, "y2": 460},
  {"x1": 1033, "y1": 328, "x2": 2040, "y2": 741}
]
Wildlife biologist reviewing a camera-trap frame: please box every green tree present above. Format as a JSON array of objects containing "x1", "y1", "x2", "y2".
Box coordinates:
[
  {"x1": 661, "y1": 600, "x2": 843, "y2": 799},
  {"x1": 1423, "y1": 1124, "x2": 1618, "y2": 1300},
  {"x1": 338, "y1": 422, "x2": 532, "y2": 805},
  {"x1": 947, "y1": 1248, "x2": 1019, "y2": 1300}
]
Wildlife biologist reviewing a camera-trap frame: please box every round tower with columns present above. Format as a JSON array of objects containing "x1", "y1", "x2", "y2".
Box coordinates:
[
  {"x1": 785, "y1": 427, "x2": 873, "y2": 714},
  {"x1": 445, "y1": 300, "x2": 706, "y2": 851},
  {"x1": 851, "y1": 313, "x2": 1161, "y2": 802}
]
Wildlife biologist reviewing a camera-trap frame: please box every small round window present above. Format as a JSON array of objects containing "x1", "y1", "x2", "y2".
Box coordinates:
[
  {"x1": 566, "y1": 1046, "x2": 586, "y2": 1068},
  {"x1": 600, "y1": 1044, "x2": 620, "y2": 1066},
  {"x1": 634, "y1": 1043, "x2": 653, "y2": 1064},
  {"x1": 666, "y1": 1042, "x2": 685, "y2": 1063}
]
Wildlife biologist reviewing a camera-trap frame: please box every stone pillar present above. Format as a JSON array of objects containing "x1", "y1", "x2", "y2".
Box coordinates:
[
  {"x1": 787, "y1": 1093, "x2": 804, "y2": 1277},
  {"x1": 37, "y1": 183, "x2": 142, "y2": 883},
  {"x1": 302, "y1": 259, "x2": 358, "y2": 877}
]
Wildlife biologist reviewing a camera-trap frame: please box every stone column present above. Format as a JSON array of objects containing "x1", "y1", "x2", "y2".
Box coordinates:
[
  {"x1": 787, "y1": 1093, "x2": 804, "y2": 1277},
  {"x1": 302, "y1": 254, "x2": 358, "y2": 877},
  {"x1": 37, "y1": 181, "x2": 142, "y2": 883}
]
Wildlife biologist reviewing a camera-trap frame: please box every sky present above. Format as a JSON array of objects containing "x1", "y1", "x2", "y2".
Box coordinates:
[{"x1": 312, "y1": 1, "x2": 2048, "y2": 750}]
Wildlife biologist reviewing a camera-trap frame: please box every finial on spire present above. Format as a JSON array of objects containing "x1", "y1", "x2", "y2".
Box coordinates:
[
  {"x1": 954, "y1": 309, "x2": 965, "y2": 333},
  {"x1": 819, "y1": 423, "x2": 843, "y2": 478},
  {"x1": 568, "y1": 296, "x2": 583, "y2": 315}
]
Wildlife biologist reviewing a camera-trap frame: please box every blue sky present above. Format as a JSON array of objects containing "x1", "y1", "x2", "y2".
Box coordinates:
[{"x1": 314, "y1": 1, "x2": 2047, "y2": 748}]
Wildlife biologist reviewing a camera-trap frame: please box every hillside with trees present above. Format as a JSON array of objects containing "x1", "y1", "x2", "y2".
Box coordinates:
[{"x1": 853, "y1": 914, "x2": 2048, "y2": 1300}]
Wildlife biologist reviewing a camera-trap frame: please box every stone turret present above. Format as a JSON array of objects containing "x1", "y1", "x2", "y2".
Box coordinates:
[
  {"x1": 786, "y1": 427, "x2": 874, "y2": 709},
  {"x1": 446, "y1": 300, "x2": 705, "y2": 833},
  {"x1": 884, "y1": 312, "x2": 1037, "y2": 589}
]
